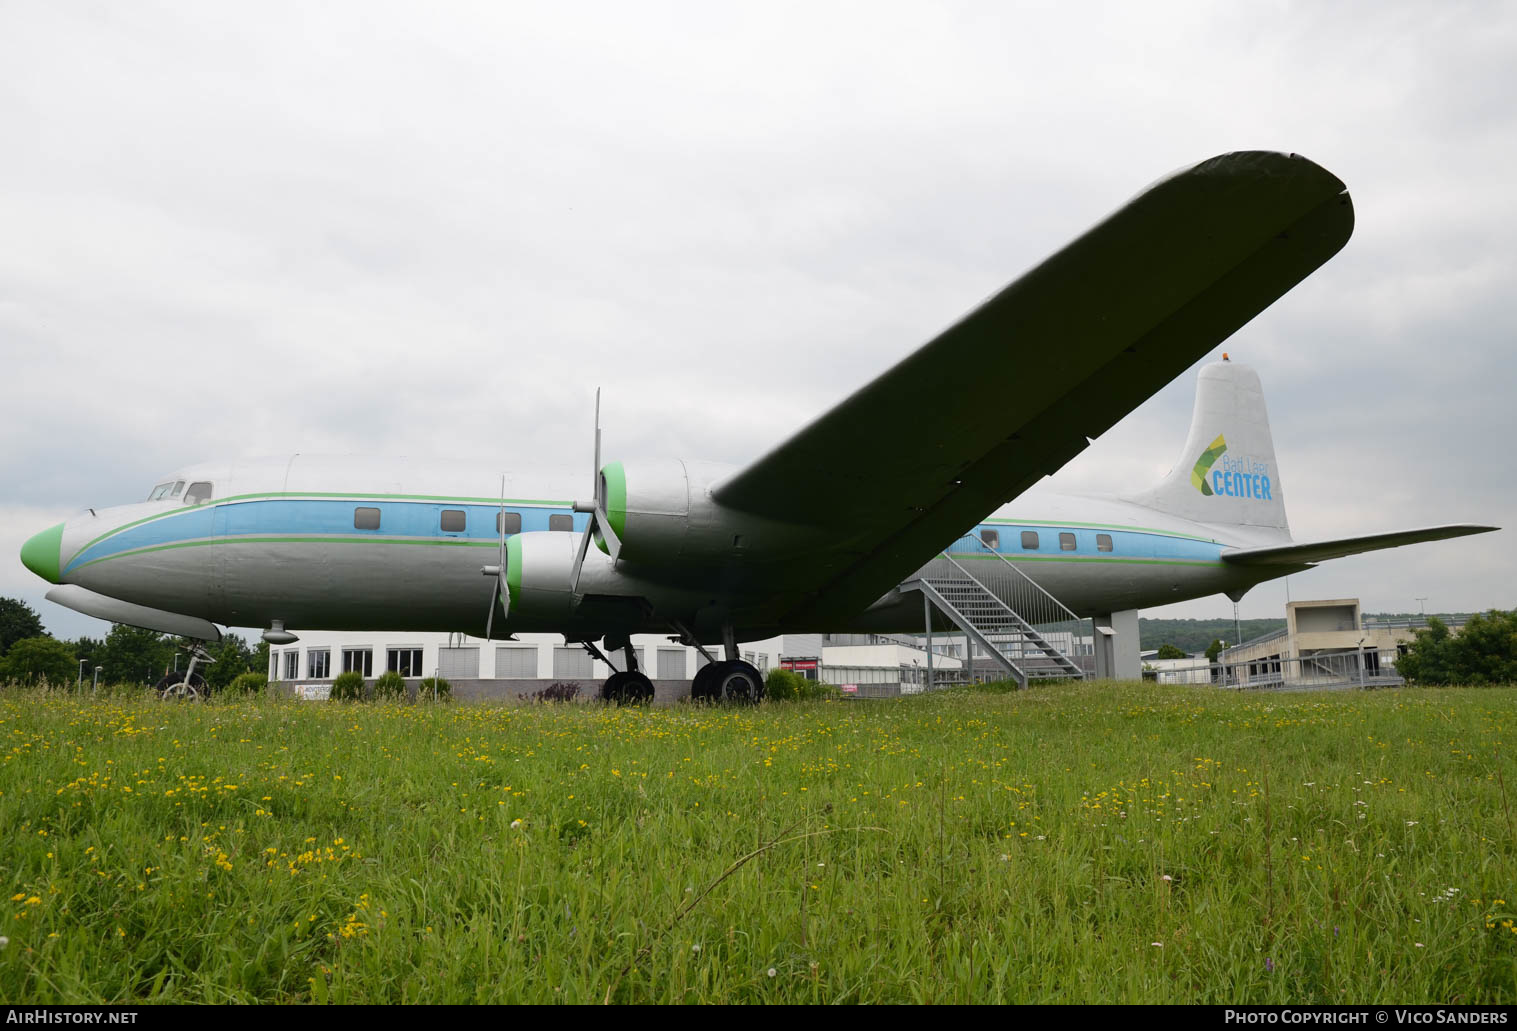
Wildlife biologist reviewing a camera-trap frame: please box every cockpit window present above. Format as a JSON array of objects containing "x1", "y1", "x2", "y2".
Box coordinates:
[
  {"x1": 148, "y1": 482, "x2": 174, "y2": 501},
  {"x1": 185, "y1": 482, "x2": 213, "y2": 505},
  {"x1": 169, "y1": 481, "x2": 185, "y2": 498}
]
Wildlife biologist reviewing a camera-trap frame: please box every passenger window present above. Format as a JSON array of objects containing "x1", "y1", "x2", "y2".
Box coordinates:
[
  {"x1": 497, "y1": 511, "x2": 522, "y2": 535},
  {"x1": 1059, "y1": 532, "x2": 1076, "y2": 551},
  {"x1": 548, "y1": 514, "x2": 573, "y2": 532},
  {"x1": 1020, "y1": 531, "x2": 1039, "y2": 550},
  {"x1": 354, "y1": 507, "x2": 381, "y2": 530},
  {"x1": 440, "y1": 510, "x2": 466, "y2": 533},
  {"x1": 1097, "y1": 533, "x2": 1114, "y2": 553},
  {"x1": 185, "y1": 482, "x2": 213, "y2": 505},
  {"x1": 979, "y1": 529, "x2": 1000, "y2": 550}
]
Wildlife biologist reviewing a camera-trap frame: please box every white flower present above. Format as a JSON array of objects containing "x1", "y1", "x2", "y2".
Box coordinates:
[
  {"x1": 1161, "y1": 875, "x2": 1173, "y2": 882},
  {"x1": 767, "y1": 967, "x2": 777, "y2": 978},
  {"x1": 0, "y1": 936, "x2": 8, "y2": 949},
  {"x1": 510, "y1": 819, "x2": 523, "y2": 830},
  {"x1": 1150, "y1": 942, "x2": 1163, "y2": 947},
  {"x1": 691, "y1": 944, "x2": 701, "y2": 953},
  {"x1": 1415, "y1": 943, "x2": 1425, "y2": 948}
]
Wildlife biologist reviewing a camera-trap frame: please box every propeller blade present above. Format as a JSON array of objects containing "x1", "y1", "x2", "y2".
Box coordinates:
[
  {"x1": 570, "y1": 519, "x2": 594, "y2": 594},
  {"x1": 595, "y1": 503, "x2": 623, "y2": 562},
  {"x1": 484, "y1": 475, "x2": 509, "y2": 639}
]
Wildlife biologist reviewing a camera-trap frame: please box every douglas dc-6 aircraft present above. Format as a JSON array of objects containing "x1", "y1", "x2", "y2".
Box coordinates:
[{"x1": 19, "y1": 152, "x2": 1496, "y2": 701}]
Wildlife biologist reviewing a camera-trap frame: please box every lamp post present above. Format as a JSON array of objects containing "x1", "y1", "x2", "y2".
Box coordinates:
[
  {"x1": 1416, "y1": 597, "x2": 1428, "y2": 619},
  {"x1": 77, "y1": 659, "x2": 86, "y2": 690},
  {"x1": 92, "y1": 666, "x2": 102, "y2": 693}
]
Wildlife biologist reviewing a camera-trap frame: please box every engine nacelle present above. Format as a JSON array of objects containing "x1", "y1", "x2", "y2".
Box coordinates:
[
  {"x1": 504, "y1": 531, "x2": 581, "y2": 624},
  {"x1": 598, "y1": 459, "x2": 691, "y2": 563}
]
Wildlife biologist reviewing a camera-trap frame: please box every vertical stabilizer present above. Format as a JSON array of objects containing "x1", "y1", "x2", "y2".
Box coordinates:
[{"x1": 1127, "y1": 357, "x2": 1291, "y2": 541}]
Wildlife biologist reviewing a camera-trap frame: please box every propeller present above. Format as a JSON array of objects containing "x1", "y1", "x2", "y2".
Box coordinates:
[
  {"x1": 570, "y1": 388, "x2": 622, "y2": 593},
  {"x1": 481, "y1": 475, "x2": 509, "y2": 639}
]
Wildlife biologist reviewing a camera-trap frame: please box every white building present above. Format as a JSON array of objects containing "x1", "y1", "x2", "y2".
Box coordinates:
[{"x1": 270, "y1": 629, "x2": 959, "y2": 700}]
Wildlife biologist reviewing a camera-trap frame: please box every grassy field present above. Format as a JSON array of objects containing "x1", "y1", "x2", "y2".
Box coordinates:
[{"x1": 1, "y1": 681, "x2": 1513, "y2": 1004}]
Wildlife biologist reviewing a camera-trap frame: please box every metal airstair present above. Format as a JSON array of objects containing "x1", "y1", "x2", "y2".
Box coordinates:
[{"x1": 900, "y1": 533, "x2": 1091, "y2": 689}]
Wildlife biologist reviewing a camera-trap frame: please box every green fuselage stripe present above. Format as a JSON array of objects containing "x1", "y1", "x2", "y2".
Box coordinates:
[{"x1": 69, "y1": 535, "x2": 499, "y2": 571}]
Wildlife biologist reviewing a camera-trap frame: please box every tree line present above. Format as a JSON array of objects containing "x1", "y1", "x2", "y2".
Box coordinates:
[{"x1": 0, "y1": 597, "x2": 267, "y2": 689}]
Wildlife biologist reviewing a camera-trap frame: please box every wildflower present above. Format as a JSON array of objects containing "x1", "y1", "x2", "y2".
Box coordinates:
[
  {"x1": 692, "y1": 944, "x2": 701, "y2": 953},
  {"x1": 510, "y1": 819, "x2": 523, "y2": 830},
  {"x1": 767, "y1": 967, "x2": 777, "y2": 978},
  {"x1": 1265, "y1": 957, "x2": 1274, "y2": 973},
  {"x1": 1150, "y1": 942, "x2": 1163, "y2": 947}
]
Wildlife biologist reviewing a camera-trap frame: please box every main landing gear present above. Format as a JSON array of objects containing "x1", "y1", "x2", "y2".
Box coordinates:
[
  {"x1": 593, "y1": 638, "x2": 654, "y2": 705},
  {"x1": 690, "y1": 659, "x2": 764, "y2": 704},
  {"x1": 685, "y1": 623, "x2": 763, "y2": 704}
]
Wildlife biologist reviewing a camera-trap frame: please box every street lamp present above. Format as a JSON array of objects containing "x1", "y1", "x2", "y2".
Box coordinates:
[
  {"x1": 1416, "y1": 597, "x2": 1428, "y2": 618},
  {"x1": 92, "y1": 666, "x2": 102, "y2": 693},
  {"x1": 77, "y1": 659, "x2": 86, "y2": 690}
]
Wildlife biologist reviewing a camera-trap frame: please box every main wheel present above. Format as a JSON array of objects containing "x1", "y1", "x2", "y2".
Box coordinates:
[
  {"x1": 602, "y1": 671, "x2": 654, "y2": 705},
  {"x1": 157, "y1": 671, "x2": 209, "y2": 701},
  {"x1": 712, "y1": 660, "x2": 764, "y2": 704},
  {"x1": 690, "y1": 661, "x2": 721, "y2": 703}
]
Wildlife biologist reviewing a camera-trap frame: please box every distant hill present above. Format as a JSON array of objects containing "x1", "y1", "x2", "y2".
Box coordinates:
[
  {"x1": 1139, "y1": 618, "x2": 1284, "y2": 655},
  {"x1": 1140, "y1": 612, "x2": 1478, "y2": 654}
]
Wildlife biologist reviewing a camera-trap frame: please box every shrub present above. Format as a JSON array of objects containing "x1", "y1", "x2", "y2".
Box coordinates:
[
  {"x1": 521, "y1": 681, "x2": 579, "y2": 703},
  {"x1": 764, "y1": 668, "x2": 840, "y2": 702},
  {"x1": 227, "y1": 672, "x2": 267, "y2": 697},
  {"x1": 373, "y1": 670, "x2": 407, "y2": 701},
  {"x1": 331, "y1": 671, "x2": 365, "y2": 701},
  {"x1": 419, "y1": 676, "x2": 451, "y2": 701}
]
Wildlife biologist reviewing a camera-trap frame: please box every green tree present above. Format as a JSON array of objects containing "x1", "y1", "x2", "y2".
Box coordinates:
[
  {"x1": 0, "y1": 636, "x2": 77, "y2": 685},
  {"x1": 253, "y1": 638, "x2": 270, "y2": 680},
  {"x1": 202, "y1": 634, "x2": 256, "y2": 691},
  {"x1": 1205, "y1": 638, "x2": 1226, "y2": 663},
  {"x1": 99, "y1": 625, "x2": 174, "y2": 685},
  {"x1": 0, "y1": 598, "x2": 46, "y2": 657},
  {"x1": 1156, "y1": 643, "x2": 1187, "y2": 660},
  {"x1": 1397, "y1": 611, "x2": 1517, "y2": 686}
]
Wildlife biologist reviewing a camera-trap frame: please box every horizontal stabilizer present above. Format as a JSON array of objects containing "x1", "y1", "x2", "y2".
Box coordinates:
[
  {"x1": 1220, "y1": 524, "x2": 1498, "y2": 566},
  {"x1": 46, "y1": 584, "x2": 223, "y2": 642}
]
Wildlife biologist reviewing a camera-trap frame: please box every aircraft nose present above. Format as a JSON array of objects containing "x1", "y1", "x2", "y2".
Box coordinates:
[{"x1": 20, "y1": 522, "x2": 64, "y2": 585}]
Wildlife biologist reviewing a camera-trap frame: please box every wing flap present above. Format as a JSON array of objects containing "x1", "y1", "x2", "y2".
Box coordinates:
[{"x1": 1220, "y1": 525, "x2": 1498, "y2": 567}]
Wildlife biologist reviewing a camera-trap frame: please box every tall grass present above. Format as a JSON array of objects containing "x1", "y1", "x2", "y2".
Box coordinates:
[{"x1": 0, "y1": 681, "x2": 1512, "y2": 1003}]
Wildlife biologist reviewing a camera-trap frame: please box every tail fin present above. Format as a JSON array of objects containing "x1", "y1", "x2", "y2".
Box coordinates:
[{"x1": 1127, "y1": 356, "x2": 1292, "y2": 541}]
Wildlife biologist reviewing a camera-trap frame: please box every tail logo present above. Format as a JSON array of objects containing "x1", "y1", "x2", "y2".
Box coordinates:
[{"x1": 1190, "y1": 434, "x2": 1227, "y2": 496}]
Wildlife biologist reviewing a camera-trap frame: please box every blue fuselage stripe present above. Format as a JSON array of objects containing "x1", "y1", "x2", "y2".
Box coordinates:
[
  {"x1": 65, "y1": 498, "x2": 1223, "y2": 573},
  {"x1": 64, "y1": 500, "x2": 589, "y2": 573}
]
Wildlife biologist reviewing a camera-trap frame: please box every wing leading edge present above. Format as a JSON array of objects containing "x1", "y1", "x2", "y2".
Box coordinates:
[
  {"x1": 1220, "y1": 525, "x2": 1498, "y2": 567},
  {"x1": 713, "y1": 151, "x2": 1355, "y2": 627}
]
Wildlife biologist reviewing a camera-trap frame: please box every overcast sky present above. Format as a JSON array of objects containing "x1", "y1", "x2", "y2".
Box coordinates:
[{"x1": 1, "y1": 1, "x2": 1512, "y2": 642}]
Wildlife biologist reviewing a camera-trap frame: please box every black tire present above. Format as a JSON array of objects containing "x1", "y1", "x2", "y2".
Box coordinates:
[
  {"x1": 690, "y1": 661, "x2": 721, "y2": 702},
  {"x1": 712, "y1": 660, "x2": 764, "y2": 704},
  {"x1": 602, "y1": 671, "x2": 654, "y2": 705},
  {"x1": 156, "y1": 671, "x2": 209, "y2": 701}
]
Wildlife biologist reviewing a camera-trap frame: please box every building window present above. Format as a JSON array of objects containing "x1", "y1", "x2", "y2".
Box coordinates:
[
  {"x1": 283, "y1": 650, "x2": 299, "y2": 680},
  {"x1": 1020, "y1": 530, "x2": 1040, "y2": 550},
  {"x1": 354, "y1": 507, "x2": 381, "y2": 530},
  {"x1": 496, "y1": 647, "x2": 538, "y2": 679},
  {"x1": 548, "y1": 514, "x2": 573, "y2": 532},
  {"x1": 658, "y1": 648, "x2": 687, "y2": 679},
  {"x1": 553, "y1": 647, "x2": 593, "y2": 679},
  {"x1": 185, "y1": 482, "x2": 213, "y2": 505},
  {"x1": 440, "y1": 510, "x2": 466, "y2": 533},
  {"x1": 342, "y1": 648, "x2": 373, "y2": 677},
  {"x1": 307, "y1": 649, "x2": 331, "y2": 679},
  {"x1": 497, "y1": 511, "x2": 522, "y2": 535},
  {"x1": 1096, "y1": 533, "x2": 1114, "y2": 552},
  {"x1": 387, "y1": 648, "x2": 423, "y2": 677},
  {"x1": 980, "y1": 528, "x2": 1000, "y2": 550},
  {"x1": 1059, "y1": 532, "x2": 1076, "y2": 551}
]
